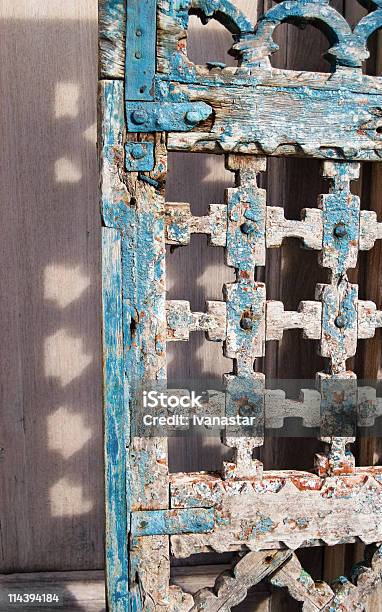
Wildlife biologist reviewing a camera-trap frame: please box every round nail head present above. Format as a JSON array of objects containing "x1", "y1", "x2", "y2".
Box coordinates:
[
  {"x1": 131, "y1": 145, "x2": 146, "y2": 160},
  {"x1": 335, "y1": 315, "x2": 346, "y2": 329},
  {"x1": 135, "y1": 51, "x2": 142, "y2": 59},
  {"x1": 185, "y1": 111, "x2": 201, "y2": 125},
  {"x1": 136, "y1": 29, "x2": 142, "y2": 37},
  {"x1": 241, "y1": 222, "x2": 255, "y2": 235},
  {"x1": 131, "y1": 110, "x2": 147, "y2": 125},
  {"x1": 239, "y1": 404, "x2": 253, "y2": 417},
  {"x1": 240, "y1": 317, "x2": 253, "y2": 331},
  {"x1": 334, "y1": 224, "x2": 347, "y2": 238}
]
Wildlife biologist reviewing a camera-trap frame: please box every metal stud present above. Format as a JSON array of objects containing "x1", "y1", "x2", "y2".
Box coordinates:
[
  {"x1": 334, "y1": 223, "x2": 347, "y2": 238},
  {"x1": 240, "y1": 222, "x2": 256, "y2": 235},
  {"x1": 130, "y1": 144, "x2": 146, "y2": 160},
  {"x1": 185, "y1": 110, "x2": 202, "y2": 125},
  {"x1": 334, "y1": 315, "x2": 346, "y2": 329},
  {"x1": 240, "y1": 317, "x2": 253, "y2": 331},
  {"x1": 131, "y1": 110, "x2": 147, "y2": 125}
]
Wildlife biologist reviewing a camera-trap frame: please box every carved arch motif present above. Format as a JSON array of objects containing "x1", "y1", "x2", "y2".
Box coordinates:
[
  {"x1": 238, "y1": 2, "x2": 357, "y2": 68},
  {"x1": 354, "y1": 8, "x2": 382, "y2": 54},
  {"x1": 237, "y1": 1, "x2": 382, "y2": 70},
  {"x1": 157, "y1": 0, "x2": 254, "y2": 77},
  {"x1": 158, "y1": 0, "x2": 382, "y2": 77},
  {"x1": 189, "y1": 0, "x2": 253, "y2": 34}
]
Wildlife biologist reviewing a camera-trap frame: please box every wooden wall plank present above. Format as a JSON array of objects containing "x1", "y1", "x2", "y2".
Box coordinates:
[
  {"x1": 356, "y1": 29, "x2": 382, "y2": 469},
  {"x1": 0, "y1": 1, "x2": 101, "y2": 572}
]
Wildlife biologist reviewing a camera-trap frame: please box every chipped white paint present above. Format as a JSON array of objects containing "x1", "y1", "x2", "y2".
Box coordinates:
[
  {"x1": 166, "y1": 300, "x2": 227, "y2": 342},
  {"x1": 266, "y1": 301, "x2": 322, "y2": 342},
  {"x1": 170, "y1": 470, "x2": 382, "y2": 557},
  {"x1": 357, "y1": 300, "x2": 382, "y2": 339},
  {"x1": 266, "y1": 207, "x2": 323, "y2": 250},
  {"x1": 165, "y1": 202, "x2": 227, "y2": 246},
  {"x1": 359, "y1": 210, "x2": 382, "y2": 251}
]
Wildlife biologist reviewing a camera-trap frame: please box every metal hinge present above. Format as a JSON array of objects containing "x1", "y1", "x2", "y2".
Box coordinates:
[
  {"x1": 124, "y1": 0, "x2": 213, "y2": 171},
  {"x1": 125, "y1": 101, "x2": 212, "y2": 133}
]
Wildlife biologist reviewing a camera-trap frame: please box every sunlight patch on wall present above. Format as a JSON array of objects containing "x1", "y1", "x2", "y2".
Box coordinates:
[
  {"x1": 67, "y1": 581, "x2": 105, "y2": 612},
  {"x1": 44, "y1": 329, "x2": 93, "y2": 386},
  {"x1": 48, "y1": 406, "x2": 92, "y2": 459},
  {"x1": 55, "y1": 83, "x2": 79, "y2": 119},
  {"x1": 55, "y1": 157, "x2": 82, "y2": 183},
  {"x1": 83, "y1": 122, "x2": 97, "y2": 144},
  {"x1": 50, "y1": 478, "x2": 93, "y2": 517},
  {"x1": 197, "y1": 260, "x2": 235, "y2": 294},
  {"x1": 44, "y1": 264, "x2": 90, "y2": 308},
  {"x1": 200, "y1": 154, "x2": 233, "y2": 184}
]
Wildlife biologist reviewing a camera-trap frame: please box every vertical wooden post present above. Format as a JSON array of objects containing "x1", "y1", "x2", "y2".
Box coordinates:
[{"x1": 100, "y1": 76, "x2": 130, "y2": 610}]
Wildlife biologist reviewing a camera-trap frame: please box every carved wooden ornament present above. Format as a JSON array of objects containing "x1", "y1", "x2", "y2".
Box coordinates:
[{"x1": 100, "y1": 1, "x2": 382, "y2": 610}]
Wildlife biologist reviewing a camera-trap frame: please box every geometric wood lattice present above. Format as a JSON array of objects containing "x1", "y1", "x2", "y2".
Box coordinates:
[{"x1": 99, "y1": 1, "x2": 382, "y2": 610}]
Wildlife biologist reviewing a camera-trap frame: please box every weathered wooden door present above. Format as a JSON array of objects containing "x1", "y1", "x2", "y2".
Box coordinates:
[{"x1": 99, "y1": 1, "x2": 382, "y2": 610}]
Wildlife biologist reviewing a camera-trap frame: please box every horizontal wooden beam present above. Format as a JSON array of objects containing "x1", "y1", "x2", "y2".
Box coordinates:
[
  {"x1": 170, "y1": 469, "x2": 382, "y2": 557},
  {"x1": 166, "y1": 75, "x2": 382, "y2": 160}
]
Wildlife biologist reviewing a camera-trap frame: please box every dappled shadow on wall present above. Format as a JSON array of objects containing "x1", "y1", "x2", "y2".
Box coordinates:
[{"x1": 0, "y1": 15, "x2": 103, "y2": 585}]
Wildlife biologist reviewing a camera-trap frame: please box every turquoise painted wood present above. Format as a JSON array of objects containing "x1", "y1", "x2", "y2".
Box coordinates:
[
  {"x1": 100, "y1": 1, "x2": 382, "y2": 610},
  {"x1": 125, "y1": 0, "x2": 156, "y2": 100},
  {"x1": 131, "y1": 508, "x2": 215, "y2": 536},
  {"x1": 102, "y1": 228, "x2": 129, "y2": 612}
]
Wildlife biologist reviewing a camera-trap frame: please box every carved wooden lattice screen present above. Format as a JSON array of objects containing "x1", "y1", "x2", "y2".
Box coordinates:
[{"x1": 99, "y1": 1, "x2": 382, "y2": 610}]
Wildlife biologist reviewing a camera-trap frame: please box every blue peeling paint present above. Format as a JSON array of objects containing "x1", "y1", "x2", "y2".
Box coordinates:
[
  {"x1": 122, "y1": 206, "x2": 166, "y2": 381},
  {"x1": 225, "y1": 281, "x2": 265, "y2": 353},
  {"x1": 225, "y1": 375, "x2": 264, "y2": 439},
  {"x1": 125, "y1": 101, "x2": 212, "y2": 133},
  {"x1": 226, "y1": 187, "x2": 265, "y2": 269},
  {"x1": 131, "y1": 508, "x2": 215, "y2": 536},
  {"x1": 321, "y1": 282, "x2": 358, "y2": 362},
  {"x1": 125, "y1": 0, "x2": 157, "y2": 101},
  {"x1": 321, "y1": 164, "x2": 360, "y2": 274},
  {"x1": 251, "y1": 516, "x2": 275, "y2": 537},
  {"x1": 102, "y1": 229, "x2": 130, "y2": 612}
]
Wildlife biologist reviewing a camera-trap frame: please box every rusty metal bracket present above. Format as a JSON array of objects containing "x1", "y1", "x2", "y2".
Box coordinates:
[
  {"x1": 125, "y1": 0, "x2": 157, "y2": 101},
  {"x1": 125, "y1": 101, "x2": 213, "y2": 133},
  {"x1": 125, "y1": 0, "x2": 213, "y2": 135}
]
